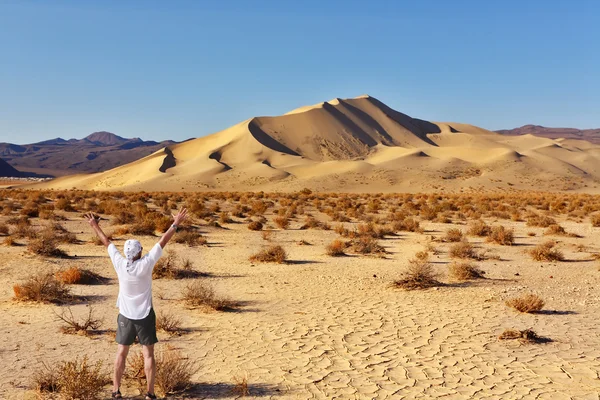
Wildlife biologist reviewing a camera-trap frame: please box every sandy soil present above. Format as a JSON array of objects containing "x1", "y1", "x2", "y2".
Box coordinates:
[{"x1": 1, "y1": 205, "x2": 600, "y2": 399}]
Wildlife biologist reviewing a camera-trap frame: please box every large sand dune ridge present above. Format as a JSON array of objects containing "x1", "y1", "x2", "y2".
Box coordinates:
[{"x1": 29, "y1": 96, "x2": 600, "y2": 193}]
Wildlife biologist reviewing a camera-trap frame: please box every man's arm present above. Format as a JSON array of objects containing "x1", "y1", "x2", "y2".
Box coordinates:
[
  {"x1": 158, "y1": 207, "x2": 188, "y2": 249},
  {"x1": 85, "y1": 212, "x2": 111, "y2": 248}
]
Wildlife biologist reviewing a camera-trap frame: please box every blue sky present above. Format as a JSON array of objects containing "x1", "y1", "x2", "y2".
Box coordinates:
[{"x1": 0, "y1": 0, "x2": 598, "y2": 144}]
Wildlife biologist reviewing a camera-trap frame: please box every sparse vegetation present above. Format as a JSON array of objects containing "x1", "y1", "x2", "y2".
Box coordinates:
[
  {"x1": 156, "y1": 310, "x2": 183, "y2": 334},
  {"x1": 499, "y1": 329, "x2": 550, "y2": 344},
  {"x1": 248, "y1": 221, "x2": 263, "y2": 231},
  {"x1": 14, "y1": 272, "x2": 71, "y2": 304},
  {"x1": 182, "y1": 281, "x2": 233, "y2": 311},
  {"x1": 467, "y1": 220, "x2": 491, "y2": 237},
  {"x1": 249, "y1": 245, "x2": 287, "y2": 263},
  {"x1": 326, "y1": 239, "x2": 347, "y2": 256},
  {"x1": 448, "y1": 262, "x2": 485, "y2": 281},
  {"x1": 449, "y1": 241, "x2": 479, "y2": 259},
  {"x1": 443, "y1": 228, "x2": 463, "y2": 242},
  {"x1": 529, "y1": 241, "x2": 564, "y2": 261},
  {"x1": 55, "y1": 267, "x2": 107, "y2": 285},
  {"x1": 486, "y1": 226, "x2": 514, "y2": 245},
  {"x1": 174, "y1": 229, "x2": 207, "y2": 246},
  {"x1": 55, "y1": 306, "x2": 103, "y2": 335},
  {"x1": 394, "y1": 258, "x2": 441, "y2": 290},
  {"x1": 506, "y1": 294, "x2": 545, "y2": 313},
  {"x1": 33, "y1": 356, "x2": 109, "y2": 399},
  {"x1": 28, "y1": 233, "x2": 68, "y2": 257},
  {"x1": 155, "y1": 347, "x2": 198, "y2": 396},
  {"x1": 153, "y1": 251, "x2": 199, "y2": 279}
]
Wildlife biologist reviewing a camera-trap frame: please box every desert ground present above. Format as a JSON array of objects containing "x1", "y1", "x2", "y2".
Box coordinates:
[{"x1": 1, "y1": 189, "x2": 600, "y2": 399}]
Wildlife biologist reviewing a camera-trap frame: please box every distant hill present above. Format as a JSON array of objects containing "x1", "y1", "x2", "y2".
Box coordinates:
[
  {"x1": 497, "y1": 125, "x2": 600, "y2": 144},
  {"x1": 0, "y1": 157, "x2": 24, "y2": 177},
  {"x1": 0, "y1": 132, "x2": 178, "y2": 177}
]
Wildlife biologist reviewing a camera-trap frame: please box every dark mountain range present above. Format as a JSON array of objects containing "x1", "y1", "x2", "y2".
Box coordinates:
[
  {"x1": 0, "y1": 132, "x2": 178, "y2": 177},
  {"x1": 496, "y1": 125, "x2": 600, "y2": 144}
]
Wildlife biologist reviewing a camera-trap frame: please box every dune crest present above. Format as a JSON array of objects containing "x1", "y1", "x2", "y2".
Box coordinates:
[{"x1": 29, "y1": 96, "x2": 600, "y2": 193}]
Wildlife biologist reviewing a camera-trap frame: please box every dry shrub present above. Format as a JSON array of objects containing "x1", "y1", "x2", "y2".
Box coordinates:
[
  {"x1": 249, "y1": 245, "x2": 287, "y2": 263},
  {"x1": 529, "y1": 241, "x2": 564, "y2": 261},
  {"x1": 499, "y1": 329, "x2": 550, "y2": 344},
  {"x1": 232, "y1": 374, "x2": 250, "y2": 397},
  {"x1": 300, "y1": 216, "x2": 330, "y2": 230},
  {"x1": 55, "y1": 306, "x2": 103, "y2": 335},
  {"x1": 350, "y1": 236, "x2": 387, "y2": 256},
  {"x1": 527, "y1": 214, "x2": 556, "y2": 227},
  {"x1": 28, "y1": 233, "x2": 68, "y2": 258},
  {"x1": 33, "y1": 356, "x2": 108, "y2": 399},
  {"x1": 393, "y1": 217, "x2": 421, "y2": 233},
  {"x1": 506, "y1": 294, "x2": 544, "y2": 313},
  {"x1": 467, "y1": 220, "x2": 491, "y2": 236},
  {"x1": 55, "y1": 267, "x2": 107, "y2": 285},
  {"x1": 591, "y1": 213, "x2": 600, "y2": 227},
  {"x1": 55, "y1": 198, "x2": 75, "y2": 212},
  {"x1": 12, "y1": 220, "x2": 36, "y2": 239},
  {"x1": 219, "y1": 211, "x2": 232, "y2": 224},
  {"x1": 182, "y1": 281, "x2": 233, "y2": 311},
  {"x1": 449, "y1": 241, "x2": 478, "y2": 259},
  {"x1": 486, "y1": 226, "x2": 514, "y2": 245},
  {"x1": 4, "y1": 236, "x2": 16, "y2": 246},
  {"x1": 394, "y1": 258, "x2": 441, "y2": 290},
  {"x1": 261, "y1": 230, "x2": 272, "y2": 241},
  {"x1": 544, "y1": 224, "x2": 579, "y2": 237},
  {"x1": 326, "y1": 239, "x2": 347, "y2": 256},
  {"x1": 443, "y1": 228, "x2": 463, "y2": 242},
  {"x1": 174, "y1": 230, "x2": 207, "y2": 246},
  {"x1": 528, "y1": 231, "x2": 537, "y2": 237},
  {"x1": 448, "y1": 262, "x2": 485, "y2": 281},
  {"x1": 14, "y1": 272, "x2": 71, "y2": 304},
  {"x1": 156, "y1": 310, "x2": 183, "y2": 334},
  {"x1": 415, "y1": 250, "x2": 429, "y2": 260},
  {"x1": 0, "y1": 223, "x2": 8, "y2": 235},
  {"x1": 153, "y1": 251, "x2": 199, "y2": 279},
  {"x1": 274, "y1": 216, "x2": 289, "y2": 229},
  {"x1": 155, "y1": 347, "x2": 198, "y2": 396},
  {"x1": 248, "y1": 221, "x2": 263, "y2": 231}
]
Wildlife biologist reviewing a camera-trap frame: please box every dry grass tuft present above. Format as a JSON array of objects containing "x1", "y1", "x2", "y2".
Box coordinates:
[
  {"x1": 326, "y1": 239, "x2": 347, "y2": 256},
  {"x1": 247, "y1": 221, "x2": 263, "y2": 231},
  {"x1": 55, "y1": 267, "x2": 107, "y2": 285},
  {"x1": 394, "y1": 258, "x2": 441, "y2": 290},
  {"x1": 499, "y1": 329, "x2": 550, "y2": 344},
  {"x1": 529, "y1": 241, "x2": 564, "y2": 261},
  {"x1": 506, "y1": 294, "x2": 545, "y2": 313},
  {"x1": 55, "y1": 306, "x2": 103, "y2": 335},
  {"x1": 4, "y1": 236, "x2": 16, "y2": 246},
  {"x1": 591, "y1": 213, "x2": 600, "y2": 227},
  {"x1": 33, "y1": 356, "x2": 109, "y2": 400},
  {"x1": 249, "y1": 245, "x2": 287, "y2": 263},
  {"x1": 527, "y1": 214, "x2": 556, "y2": 227},
  {"x1": 174, "y1": 230, "x2": 208, "y2": 246},
  {"x1": 448, "y1": 262, "x2": 485, "y2": 281},
  {"x1": 442, "y1": 228, "x2": 463, "y2": 242},
  {"x1": 153, "y1": 251, "x2": 200, "y2": 279},
  {"x1": 155, "y1": 347, "x2": 199, "y2": 396},
  {"x1": 156, "y1": 310, "x2": 184, "y2": 334},
  {"x1": 449, "y1": 241, "x2": 479, "y2": 259},
  {"x1": 467, "y1": 220, "x2": 491, "y2": 237},
  {"x1": 182, "y1": 281, "x2": 233, "y2": 311},
  {"x1": 232, "y1": 374, "x2": 250, "y2": 397},
  {"x1": 14, "y1": 272, "x2": 71, "y2": 304},
  {"x1": 274, "y1": 216, "x2": 290, "y2": 229},
  {"x1": 486, "y1": 226, "x2": 514, "y2": 245},
  {"x1": 349, "y1": 236, "x2": 387, "y2": 256},
  {"x1": 28, "y1": 233, "x2": 68, "y2": 258}
]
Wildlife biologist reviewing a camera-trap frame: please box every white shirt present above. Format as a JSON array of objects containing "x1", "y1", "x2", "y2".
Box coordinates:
[{"x1": 108, "y1": 242, "x2": 163, "y2": 320}]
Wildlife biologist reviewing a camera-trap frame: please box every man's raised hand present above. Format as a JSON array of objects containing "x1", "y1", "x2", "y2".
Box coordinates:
[
  {"x1": 85, "y1": 212, "x2": 100, "y2": 227},
  {"x1": 172, "y1": 208, "x2": 188, "y2": 226}
]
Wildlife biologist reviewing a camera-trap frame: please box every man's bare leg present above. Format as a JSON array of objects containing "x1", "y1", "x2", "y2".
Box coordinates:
[
  {"x1": 113, "y1": 344, "x2": 130, "y2": 393},
  {"x1": 142, "y1": 344, "x2": 156, "y2": 396}
]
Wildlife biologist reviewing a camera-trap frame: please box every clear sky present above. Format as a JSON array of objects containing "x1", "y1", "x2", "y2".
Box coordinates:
[{"x1": 0, "y1": 0, "x2": 598, "y2": 144}]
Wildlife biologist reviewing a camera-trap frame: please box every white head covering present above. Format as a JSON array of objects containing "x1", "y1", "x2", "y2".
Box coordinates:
[{"x1": 124, "y1": 239, "x2": 142, "y2": 267}]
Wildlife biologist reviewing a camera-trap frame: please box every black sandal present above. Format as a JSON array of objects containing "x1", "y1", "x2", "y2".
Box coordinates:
[
  {"x1": 145, "y1": 393, "x2": 157, "y2": 400},
  {"x1": 111, "y1": 389, "x2": 122, "y2": 399}
]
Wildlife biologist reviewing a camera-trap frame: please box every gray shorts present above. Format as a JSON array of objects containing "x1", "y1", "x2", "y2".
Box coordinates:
[{"x1": 116, "y1": 308, "x2": 158, "y2": 346}]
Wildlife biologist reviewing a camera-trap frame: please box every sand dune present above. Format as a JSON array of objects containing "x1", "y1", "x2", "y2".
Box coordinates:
[{"x1": 28, "y1": 95, "x2": 600, "y2": 193}]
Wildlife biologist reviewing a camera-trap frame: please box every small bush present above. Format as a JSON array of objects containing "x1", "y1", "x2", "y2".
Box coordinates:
[
  {"x1": 3, "y1": 236, "x2": 16, "y2": 246},
  {"x1": 326, "y1": 239, "x2": 347, "y2": 257},
  {"x1": 393, "y1": 217, "x2": 421, "y2": 233},
  {"x1": 274, "y1": 216, "x2": 289, "y2": 229},
  {"x1": 28, "y1": 233, "x2": 68, "y2": 258},
  {"x1": 14, "y1": 273, "x2": 71, "y2": 304},
  {"x1": 527, "y1": 214, "x2": 556, "y2": 227},
  {"x1": 414, "y1": 251, "x2": 429, "y2": 261},
  {"x1": 153, "y1": 251, "x2": 199, "y2": 279},
  {"x1": 55, "y1": 306, "x2": 103, "y2": 335},
  {"x1": 499, "y1": 329, "x2": 550, "y2": 344},
  {"x1": 394, "y1": 259, "x2": 441, "y2": 290},
  {"x1": 467, "y1": 220, "x2": 491, "y2": 237},
  {"x1": 448, "y1": 262, "x2": 485, "y2": 281},
  {"x1": 156, "y1": 310, "x2": 183, "y2": 334},
  {"x1": 350, "y1": 236, "x2": 387, "y2": 256},
  {"x1": 155, "y1": 347, "x2": 198, "y2": 396},
  {"x1": 443, "y1": 228, "x2": 463, "y2": 242},
  {"x1": 0, "y1": 223, "x2": 8, "y2": 235},
  {"x1": 248, "y1": 221, "x2": 263, "y2": 231},
  {"x1": 506, "y1": 294, "x2": 544, "y2": 313},
  {"x1": 529, "y1": 241, "x2": 564, "y2": 261},
  {"x1": 182, "y1": 281, "x2": 232, "y2": 311},
  {"x1": 249, "y1": 245, "x2": 287, "y2": 263},
  {"x1": 55, "y1": 267, "x2": 107, "y2": 285},
  {"x1": 486, "y1": 226, "x2": 514, "y2": 245},
  {"x1": 33, "y1": 356, "x2": 108, "y2": 399},
  {"x1": 591, "y1": 213, "x2": 600, "y2": 227},
  {"x1": 233, "y1": 374, "x2": 250, "y2": 397},
  {"x1": 174, "y1": 230, "x2": 207, "y2": 246},
  {"x1": 449, "y1": 241, "x2": 478, "y2": 259}
]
